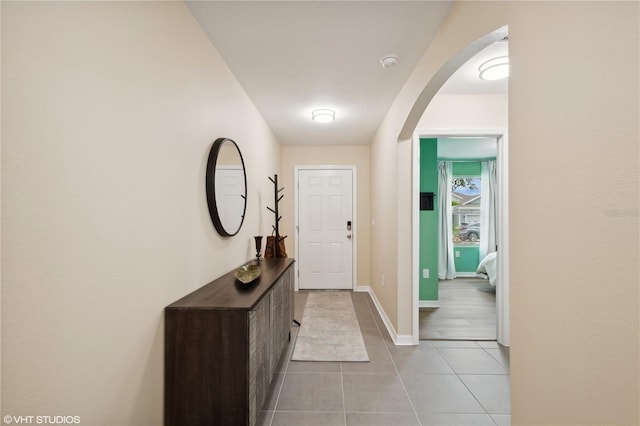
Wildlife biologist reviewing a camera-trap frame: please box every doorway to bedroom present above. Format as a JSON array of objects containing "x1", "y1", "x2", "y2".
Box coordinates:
[{"x1": 418, "y1": 137, "x2": 498, "y2": 340}]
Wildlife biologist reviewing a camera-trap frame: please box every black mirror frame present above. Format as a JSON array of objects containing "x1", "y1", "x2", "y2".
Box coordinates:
[{"x1": 205, "y1": 137, "x2": 247, "y2": 237}]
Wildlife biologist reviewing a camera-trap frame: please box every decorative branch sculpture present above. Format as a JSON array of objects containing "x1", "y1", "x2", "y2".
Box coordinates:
[{"x1": 266, "y1": 174, "x2": 286, "y2": 257}]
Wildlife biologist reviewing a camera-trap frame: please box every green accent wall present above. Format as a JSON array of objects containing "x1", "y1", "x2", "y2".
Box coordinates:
[
  {"x1": 419, "y1": 138, "x2": 438, "y2": 301},
  {"x1": 452, "y1": 161, "x2": 481, "y2": 176},
  {"x1": 454, "y1": 246, "x2": 480, "y2": 272}
]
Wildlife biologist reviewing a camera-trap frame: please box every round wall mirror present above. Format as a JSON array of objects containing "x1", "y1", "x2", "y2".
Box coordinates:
[{"x1": 205, "y1": 138, "x2": 247, "y2": 237}]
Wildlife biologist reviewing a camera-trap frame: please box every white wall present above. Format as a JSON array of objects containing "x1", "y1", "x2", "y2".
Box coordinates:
[
  {"x1": 372, "y1": 1, "x2": 638, "y2": 424},
  {"x1": 506, "y1": 2, "x2": 638, "y2": 423},
  {"x1": 437, "y1": 137, "x2": 498, "y2": 159},
  {"x1": 1, "y1": 2, "x2": 280, "y2": 424},
  {"x1": 418, "y1": 93, "x2": 507, "y2": 131}
]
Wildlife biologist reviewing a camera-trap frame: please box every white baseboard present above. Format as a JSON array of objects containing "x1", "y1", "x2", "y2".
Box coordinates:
[
  {"x1": 419, "y1": 300, "x2": 440, "y2": 308},
  {"x1": 394, "y1": 334, "x2": 414, "y2": 346},
  {"x1": 356, "y1": 285, "x2": 415, "y2": 346},
  {"x1": 455, "y1": 272, "x2": 478, "y2": 278}
]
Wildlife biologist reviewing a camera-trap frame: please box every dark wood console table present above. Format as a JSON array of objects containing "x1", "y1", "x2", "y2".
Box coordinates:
[{"x1": 164, "y1": 258, "x2": 295, "y2": 426}]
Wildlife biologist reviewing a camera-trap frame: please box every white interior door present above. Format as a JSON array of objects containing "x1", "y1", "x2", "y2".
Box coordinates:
[{"x1": 298, "y1": 169, "x2": 353, "y2": 290}]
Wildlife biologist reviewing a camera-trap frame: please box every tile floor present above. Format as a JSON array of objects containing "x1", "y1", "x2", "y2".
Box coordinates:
[{"x1": 258, "y1": 291, "x2": 510, "y2": 426}]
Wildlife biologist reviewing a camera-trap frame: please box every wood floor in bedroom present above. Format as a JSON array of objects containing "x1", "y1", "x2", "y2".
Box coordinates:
[{"x1": 420, "y1": 278, "x2": 497, "y2": 340}]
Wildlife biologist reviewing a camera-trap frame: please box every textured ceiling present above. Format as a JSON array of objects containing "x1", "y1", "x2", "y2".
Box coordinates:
[{"x1": 187, "y1": 1, "x2": 505, "y2": 146}]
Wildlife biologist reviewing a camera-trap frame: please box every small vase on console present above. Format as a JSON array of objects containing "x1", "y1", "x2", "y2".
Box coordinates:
[{"x1": 254, "y1": 235, "x2": 263, "y2": 261}]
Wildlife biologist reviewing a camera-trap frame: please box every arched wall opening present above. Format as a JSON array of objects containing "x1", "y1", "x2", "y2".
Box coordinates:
[
  {"x1": 395, "y1": 26, "x2": 511, "y2": 346},
  {"x1": 369, "y1": 3, "x2": 514, "y2": 345},
  {"x1": 392, "y1": 25, "x2": 509, "y2": 347}
]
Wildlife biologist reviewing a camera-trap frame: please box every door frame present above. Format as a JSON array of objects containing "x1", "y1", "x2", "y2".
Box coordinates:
[
  {"x1": 412, "y1": 129, "x2": 510, "y2": 346},
  {"x1": 294, "y1": 165, "x2": 358, "y2": 291}
]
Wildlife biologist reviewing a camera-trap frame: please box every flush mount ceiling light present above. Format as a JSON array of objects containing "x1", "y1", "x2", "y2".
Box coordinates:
[
  {"x1": 478, "y1": 55, "x2": 509, "y2": 81},
  {"x1": 380, "y1": 55, "x2": 399, "y2": 68},
  {"x1": 311, "y1": 109, "x2": 335, "y2": 123}
]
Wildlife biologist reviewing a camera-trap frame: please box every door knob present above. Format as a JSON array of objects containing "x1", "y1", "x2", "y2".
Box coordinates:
[{"x1": 347, "y1": 234, "x2": 352, "y2": 239}]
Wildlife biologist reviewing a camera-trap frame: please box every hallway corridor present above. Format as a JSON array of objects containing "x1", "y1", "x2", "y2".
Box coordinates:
[{"x1": 259, "y1": 291, "x2": 510, "y2": 426}]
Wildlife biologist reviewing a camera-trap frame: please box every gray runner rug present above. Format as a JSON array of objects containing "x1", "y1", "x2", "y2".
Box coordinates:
[{"x1": 292, "y1": 291, "x2": 369, "y2": 362}]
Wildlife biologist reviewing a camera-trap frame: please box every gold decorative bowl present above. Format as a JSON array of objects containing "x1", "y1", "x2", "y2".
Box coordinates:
[{"x1": 234, "y1": 264, "x2": 261, "y2": 284}]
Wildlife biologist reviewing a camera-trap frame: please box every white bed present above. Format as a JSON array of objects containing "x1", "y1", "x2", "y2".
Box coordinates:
[{"x1": 476, "y1": 251, "x2": 498, "y2": 286}]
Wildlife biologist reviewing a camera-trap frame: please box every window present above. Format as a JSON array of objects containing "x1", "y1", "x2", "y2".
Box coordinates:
[{"x1": 452, "y1": 177, "x2": 481, "y2": 245}]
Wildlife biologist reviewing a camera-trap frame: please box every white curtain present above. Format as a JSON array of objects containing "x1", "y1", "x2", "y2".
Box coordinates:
[
  {"x1": 438, "y1": 161, "x2": 456, "y2": 280},
  {"x1": 480, "y1": 160, "x2": 497, "y2": 260}
]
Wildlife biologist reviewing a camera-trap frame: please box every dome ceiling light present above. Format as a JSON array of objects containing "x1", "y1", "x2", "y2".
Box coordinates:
[
  {"x1": 478, "y1": 55, "x2": 509, "y2": 81},
  {"x1": 311, "y1": 109, "x2": 335, "y2": 123}
]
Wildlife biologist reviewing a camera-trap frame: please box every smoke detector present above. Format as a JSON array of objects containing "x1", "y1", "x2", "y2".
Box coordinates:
[{"x1": 380, "y1": 55, "x2": 398, "y2": 68}]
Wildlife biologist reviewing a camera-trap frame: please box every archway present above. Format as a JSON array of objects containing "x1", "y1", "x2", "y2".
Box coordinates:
[{"x1": 396, "y1": 26, "x2": 510, "y2": 346}]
